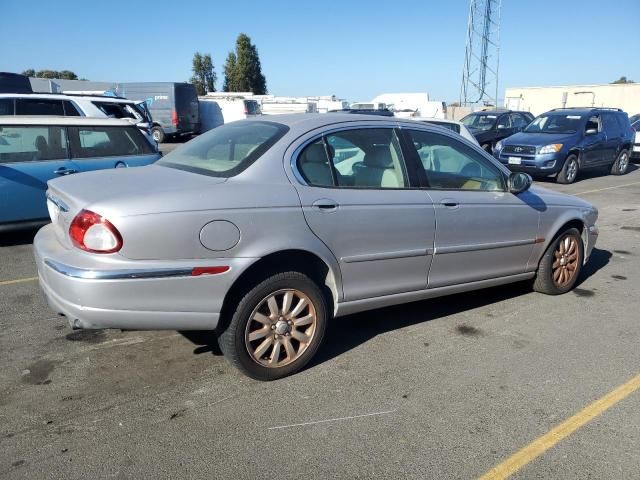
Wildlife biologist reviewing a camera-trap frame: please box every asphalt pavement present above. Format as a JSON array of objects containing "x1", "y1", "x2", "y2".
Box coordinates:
[{"x1": 1, "y1": 166, "x2": 639, "y2": 479}]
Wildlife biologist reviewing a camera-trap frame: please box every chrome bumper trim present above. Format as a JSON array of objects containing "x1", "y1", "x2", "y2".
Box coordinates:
[{"x1": 44, "y1": 258, "x2": 193, "y2": 280}]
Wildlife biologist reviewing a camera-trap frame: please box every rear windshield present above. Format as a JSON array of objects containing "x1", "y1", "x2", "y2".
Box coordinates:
[
  {"x1": 244, "y1": 100, "x2": 261, "y2": 115},
  {"x1": 158, "y1": 121, "x2": 288, "y2": 177},
  {"x1": 461, "y1": 113, "x2": 497, "y2": 131}
]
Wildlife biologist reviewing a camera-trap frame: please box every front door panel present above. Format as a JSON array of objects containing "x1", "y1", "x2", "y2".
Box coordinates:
[{"x1": 426, "y1": 190, "x2": 540, "y2": 288}]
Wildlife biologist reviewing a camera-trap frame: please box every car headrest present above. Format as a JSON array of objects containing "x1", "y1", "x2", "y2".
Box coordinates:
[
  {"x1": 364, "y1": 146, "x2": 393, "y2": 168},
  {"x1": 304, "y1": 143, "x2": 328, "y2": 163},
  {"x1": 35, "y1": 135, "x2": 48, "y2": 151}
]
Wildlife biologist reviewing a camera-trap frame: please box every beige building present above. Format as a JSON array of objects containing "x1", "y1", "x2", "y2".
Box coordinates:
[{"x1": 504, "y1": 83, "x2": 640, "y2": 116}]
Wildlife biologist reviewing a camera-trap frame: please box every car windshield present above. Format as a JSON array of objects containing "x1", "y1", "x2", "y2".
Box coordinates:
[
  {"x1": 461, "y1": 113, "x2": 497, "y2": 131},
  {"x1": 157, "y1": 121, "x2": 288, "y2": 177},
  {"x1": 524, "y1": 114, "x2": 582, "y2": 134}
]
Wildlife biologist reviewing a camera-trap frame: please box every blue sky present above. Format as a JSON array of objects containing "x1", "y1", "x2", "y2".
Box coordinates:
[{"x1": 2, "y1": 0, "x2": 639, "y2": 102}]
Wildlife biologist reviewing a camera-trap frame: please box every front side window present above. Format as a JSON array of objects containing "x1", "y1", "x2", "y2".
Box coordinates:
[
  {"x1": 585, "y1": 115, "x2": 601, "y2": 133},
  {"x1": 297, "y1": 128, "x2": 409, "y2": 189},
  {"x1": 62, "y1": 101, "x2": 81, "y2": 116},
  {"x1": 406, "y1": 129, "x2": 505, "y2": 191},
  {"x1": 0, "y1": 125, "x2": 68, "y2": 163},
  {"x1": 158, "y1": 121, "x2": 288, "y2": 177},
  {"x1": 70, "y1": 126, "x2": 154, "y2": 159},
  {"x1": 15, "y1": 98, "x2": 64, "y2": 116},
  {"x1": 93, "y1": 102, "x2": 140, "y2": 120},
  {"x1": 510, "y1": 114, "x2": 529, "y2": 128}
]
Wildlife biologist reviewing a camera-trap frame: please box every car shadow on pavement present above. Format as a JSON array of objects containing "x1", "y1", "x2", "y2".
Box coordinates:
[
  {"x1": 181, "y1": 247, "x2": 612, "y2": 369},
  {"x1": 0, "y1": 227, "x2": 40, "y2": 247},
  {"x1": 534, "y1": 163, "x2": 637, "y2": 184}
]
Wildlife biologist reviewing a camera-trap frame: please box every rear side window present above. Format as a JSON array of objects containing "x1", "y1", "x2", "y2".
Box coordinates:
[
  {"x1": 15, "y1": 98, "x2": 64, "y2": 116},
  {"x1": 69, "y1": 126, "x2": 154, "y2": 159},
  {"x1": 244, "y1": 100, "x2": 261, "y2": 115},
  {"x1": 0, "y1": 98, "x2": 14, "y2": 115},
  {"x1": 602, "y1": 112, "x2": 622, "y2": 137},
  {"x1": 0, "y1": 125, "x2": 68, "y2": 163},
  {"x1": 63, "y1": 101, "x2": 81, "y2": 116},
  {"x1": 92, "y1": 102, "x2": 139, "y2": 120},
  {"x1": 297, "y1": 128, "x2": 409, "y2": 189},
  {"x1": 158, "y1": 121, "x2": 288, "y2": 177},
  {"x1": 424, "y1": 121, "x2": 460, "y2": 134}
]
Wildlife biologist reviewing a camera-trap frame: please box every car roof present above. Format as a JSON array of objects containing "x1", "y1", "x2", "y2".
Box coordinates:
[
  {"x1": 0, "y1": 93, "x2": 135, "y2": 103},
  {"x1": 0, "y1": 116, "x2": 135, "y2": 126},
  {"x1": 411, "y1": 117, "x2": 462, "y2": 126},
  {"x1": 547, "y1": 108, "x2": 623, "y2": 116}
]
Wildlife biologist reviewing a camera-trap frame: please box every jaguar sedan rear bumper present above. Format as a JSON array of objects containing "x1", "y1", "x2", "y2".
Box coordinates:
[{"x1": 33, "y1": 224, "x2": 254, "y2": 331}]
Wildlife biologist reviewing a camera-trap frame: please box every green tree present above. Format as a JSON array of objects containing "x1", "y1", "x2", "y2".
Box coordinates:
[
  {"x1": 190, "y1": 52, "x2": 217, "y2": 95},
  {"x1": 223, "y1": 52, "x2": 237, "y2": 92},
  {"x1": 32, "y1": 69, "x2": 80, "y2": 80},
  {"x1": 223, "y1": 33, "x2": 267, "y2": 94},
  {"x1": 21, "y1": 69, "x2": 36, "y2": 77},
  {"x1": 612, "y1": 76, "x2": 634, "y2": 84},
  {"x1": 58, "y1": 70, "x2": 78, "y2": 80}
]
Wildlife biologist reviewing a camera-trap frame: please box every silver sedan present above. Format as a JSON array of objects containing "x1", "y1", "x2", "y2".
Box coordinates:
[{"x1": 34, "y1": 114, "x2": 599, "y2": 380}]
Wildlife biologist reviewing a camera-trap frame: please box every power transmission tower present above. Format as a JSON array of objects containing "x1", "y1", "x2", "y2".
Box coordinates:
[{"x1": 460, "y1": 0, "x2": 502, "y2": 107}]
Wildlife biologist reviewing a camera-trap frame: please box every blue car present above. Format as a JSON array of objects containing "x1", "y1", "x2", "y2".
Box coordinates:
[
  {"x1": 494, "y1": 108, "x2": 634, "y2": 184},
  {"x1": 0, "y1": 117, "x2": 160, "y2": 231}
]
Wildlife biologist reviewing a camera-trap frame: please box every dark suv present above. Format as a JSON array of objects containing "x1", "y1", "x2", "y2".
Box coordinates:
[
  {"x1": 460, "y1": 109, "x2": 534, "y2": 152},
  {"x1": 493, "y1": 108, "x2": 634, "y2": 184}
]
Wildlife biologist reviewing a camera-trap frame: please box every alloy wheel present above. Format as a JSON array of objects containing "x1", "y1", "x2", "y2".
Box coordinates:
[
  {"x1": 566, "y1": 158, "x2": 578, "y2": 182},
  {"x1": 552, "y1": 234, "x2": 579, "y2": 288},
  {"x1": 618, "y1": 151, "x2": 629, "y2": 173},
  {"x1": 244, "y1": 289, "x2": 317, "y2": 368}
]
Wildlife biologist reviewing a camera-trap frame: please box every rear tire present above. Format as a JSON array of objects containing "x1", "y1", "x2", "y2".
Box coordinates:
[
  {"x1": 151, "y1": 126, "x2": 165, "y2": 144},
  {"x1": 556, "y1": 154, "x2": 579, "y2": 184},
  {"x1": 610, "y1": 149, "x2": 629, "y2": 175},
  {"x1": 533, "y1": 228, "x2": 583, "y2": 295},
  {"x1": 219, "y1": 272, "x2": 328, "y2": 381}
]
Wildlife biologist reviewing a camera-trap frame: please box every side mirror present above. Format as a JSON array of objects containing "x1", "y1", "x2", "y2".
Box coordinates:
[
  {"x1": 585, "y1": 128, "x2": 597, "y2": 135},
  {"x1": 508, "y1": 172, "x2": 532, "y2": 194}
]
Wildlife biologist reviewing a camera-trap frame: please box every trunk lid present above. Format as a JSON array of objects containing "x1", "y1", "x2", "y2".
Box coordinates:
[{"x1": 46, "y1": 165, "x2": 226, "y2": 246}]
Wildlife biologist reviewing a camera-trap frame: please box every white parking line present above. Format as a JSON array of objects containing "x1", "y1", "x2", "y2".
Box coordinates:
[
  {"x1": 267, "y1": 409, "x2": 396, "y2": 430},
  {"x1": 575, "y1": 181, "x2": 640, "y2": 196}
]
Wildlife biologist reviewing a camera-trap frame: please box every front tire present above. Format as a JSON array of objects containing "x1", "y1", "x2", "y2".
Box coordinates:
[
  {"x1": 533, "y1": 228, "x2": 584, "y2": 295},
  {"x1": 219, "y1": 272, "x2": 328, "y2": 380},
  {"x1": 556, "y1": 154, "x2": 579, "y2": 184},
  {"x1": 610, "y1": 149, "x2": 630, "y2": 175}
]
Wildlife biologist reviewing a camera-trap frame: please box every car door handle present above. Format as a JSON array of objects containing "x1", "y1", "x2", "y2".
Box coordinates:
[
  {"x1": 440, "y1": 199, "x2": 459, "y2": 208},
  {"x1": 312, "y1": 199, "x2": 338, "y2": 212},
  {"x1": 53, "y1": 167, "x2": 78, "y2": 175}
]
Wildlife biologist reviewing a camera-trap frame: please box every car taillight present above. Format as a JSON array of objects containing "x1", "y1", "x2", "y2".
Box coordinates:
[
  {"x1": 171, "y1": 110, "x2": 178, "y2": 126},
  {"x1": 69, "y1": 210, "x2": 123, "y2": 254}
]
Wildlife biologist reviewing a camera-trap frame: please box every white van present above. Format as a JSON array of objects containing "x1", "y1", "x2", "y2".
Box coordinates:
[{"x1": 199, "y1": 96, "x2": 261, "y2": 132}]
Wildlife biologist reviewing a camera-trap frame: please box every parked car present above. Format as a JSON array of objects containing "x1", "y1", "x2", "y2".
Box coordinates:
[
  {"x1": 0, "y1": 72, "x2": 32, "y2": 94},
  {"x1": 199, "y1": 97, "x2": 261, "y2": 132},
  {"x1": 0, "y1": 93, "x2": 156, "y2": 147},
  {"x1": 632, "y1": 119, "x2": 640, "y2": 161},
  {"x1": 35, "y1": 114, "x2": 598, "y2": 380},
  {"x1": 116, "y1": 83, "x2": 200, "y2": 143},
  {"x1": 461, "y1": 109, "x2": 534, "y2": 152},
  {"x1": 629, "y1": 114, "x2": 640, "y2": 125},
  {"x1": 0, "y1": 117, "x2": 160, "y2": 231},
  {"x1": 494, "y1": 108, "x2": 634, "y2": 183},
  {"x1": 412, "y1": 117, "x2": 479, "y2": 145}
]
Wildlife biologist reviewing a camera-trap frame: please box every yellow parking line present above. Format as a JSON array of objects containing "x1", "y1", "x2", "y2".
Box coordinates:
[
  {"x1": 576, "y1": 181, "x2": 640, "y2": 195},
  {"x1": 479, "y1": 372, "x2": 640, "y2": 480},
  {"x1": 0, "y1": 276, "x2": 38, "y2": 286}
]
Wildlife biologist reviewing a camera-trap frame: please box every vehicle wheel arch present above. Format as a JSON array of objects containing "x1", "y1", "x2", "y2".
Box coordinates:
[
  {"x1": 540, "y1": 218, "x2": 586, "y2": 265},
  {"x1": 568, "y1": 148, "x2": 583, "y2": 166},
  {"x1": 217, "y1": 249, "x2": 339, "y2": 335}
]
